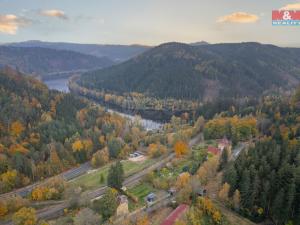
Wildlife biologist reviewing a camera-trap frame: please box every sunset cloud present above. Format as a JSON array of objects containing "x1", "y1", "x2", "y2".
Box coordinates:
[
  {"x1": 280, "y1": 3, "x2": 300, "y2": 10},
  {"x1": 41, "y1": 9, "x2": 68, "y2": 20},
  {"x1": 217, "y1": 12, "x2": 259, "y2": 23},
  {"x1": 0, "y1": 14, "x2": 28, "y2": 34}
]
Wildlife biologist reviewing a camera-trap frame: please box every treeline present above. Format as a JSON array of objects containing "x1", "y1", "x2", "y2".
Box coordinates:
[
  {"x1": 204, "y1": 116, "x2": 257, "y2": 145},
  {"x1": 223, "y1": 87, "x2": 300, "y2": 225},
  {"x1": 70, "y1": 76, "x2": 200, "y2": 112}
]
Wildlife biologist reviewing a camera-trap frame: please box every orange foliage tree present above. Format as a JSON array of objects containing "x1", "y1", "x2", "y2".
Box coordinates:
[
  {"x1": 0, "y1": 201, "x2": 8, "y2": 217},
  {"x1": 174, "y1": 140, "x2": 189, "y2": 157},
  {"x1": 10, "y1": 121, "x2": 25, "y2": 137}
]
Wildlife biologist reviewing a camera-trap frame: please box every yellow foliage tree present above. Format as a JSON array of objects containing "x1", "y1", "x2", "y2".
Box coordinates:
[
  {"x1": 212, "y1": 210, "x2": 222, "y2": 224},
  {"x1": 72, "y1": 140, "x2": 84, "y2": 152},
  {"x1": 12, "y1": 207, "x2": 37, "y2": 225},
  {"x1": 10, "y1": 121, "x2": 25, "y2": 137},
  {"x1": 91, "y1": 148, "x2": 110, "y2": 168},
  {"x1": 176, "y1": 172, "x2": 191, "y2": 189},
  {"x1": 136, "y1": 215, "x2": 150, "y2": 225},
  {"x1": 197, "y1": 156, "x2": 219, "y2": 185},
  {"x1": 0, "y1": 201, "x2": 8, "y2": 217},
  {"x1": 232, "y1": 189, "x2": 241, "y2": 210},
  {"x1": 174, "y1": 140, "x2": 189, "y2": 157},
  {"x1": 218, "y1": 182, "x2": 230, "y2": 203},
  {"x1": 9, "y1": 144, "x2": 29, "y2": 155}
]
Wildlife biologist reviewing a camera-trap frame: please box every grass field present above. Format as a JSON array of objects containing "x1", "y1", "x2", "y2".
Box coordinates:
[
  {"x1": 69, "y1": 159, "x2": 154, "y2": 190},
  {"x1": 128, "y1": 182, "x2": 156, "y2": 211}
]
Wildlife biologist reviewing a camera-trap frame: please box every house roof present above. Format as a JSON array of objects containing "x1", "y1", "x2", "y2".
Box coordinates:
[
  {"x1": 146, "y1": 193, "x2": 156, "y2": 199},
  {"x1": 218, "y1": 138, "x2": 230, "y2": 145},
  {"x1": 160, "y1": 204, "x2": 188, "y2": 225},
  {"x1": 207, "y1": 146, "x2": 220, "y2": 155}
]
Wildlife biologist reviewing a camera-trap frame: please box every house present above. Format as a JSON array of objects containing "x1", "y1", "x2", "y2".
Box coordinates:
[
  {"x1": 160, "y1": 204, "x2": 189, "y2": 225},
  {"x1": 218, "y1": 138, "x2": 231, "y2": 152},
  {"x1": 116, "y1": 195, "x2": 129, "y2": 217},
  {"x1": 195, "y1": 187, "x2": 207, "y2": 197},
  {"x1": 146, "y1": 192, "x2": 156, "y2": 206},
  {"x1": 168, "y1": 187, "x2": 177, "y2": 196},
  {"x1": 207, "y1": 146, "x2": 220, "y2": 155}
]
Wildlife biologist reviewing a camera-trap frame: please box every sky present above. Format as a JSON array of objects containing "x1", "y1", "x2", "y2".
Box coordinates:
[{"x1": 0, "y1": 0, "x2": 300, "y2": 46}]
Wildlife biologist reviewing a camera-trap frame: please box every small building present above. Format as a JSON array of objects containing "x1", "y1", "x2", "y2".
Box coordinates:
[
  {"x1": 116, "y1": 195, "x2": 129, "y2": 217},
  {"x1": 218, "y1": 138, "x2": 231, "y2": 152},
  {"x1": 160, "y1": 204, "x2": 189, "y2": 225},
  {"x1": 196, "y1": 188, "x2": 207, "y2": 197},
  {"x1": 207, "y1": 146, "x2": 220, "y2": 155},
  {"x1": 168, "y1": 187, "x2": 177, "y2": 196},
  {"x1": 146, "y1": 192, "x2": 156, "y2": 205}
]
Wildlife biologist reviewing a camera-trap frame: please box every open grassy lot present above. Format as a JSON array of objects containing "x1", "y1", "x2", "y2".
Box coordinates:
[
  {"x1": 129, "y1": 183, "x2": 155, "y2": 202},
  {"x1": 69, "y1": 159, "x2": 155, "y2": 190},
  {"x1": 128, "y1": 182, "x2": 156, "y2": 211}
]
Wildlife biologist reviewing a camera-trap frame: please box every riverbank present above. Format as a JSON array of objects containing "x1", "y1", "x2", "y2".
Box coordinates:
[{"x1": 43, "y1": 76, "x2": 163, "y2": 130}]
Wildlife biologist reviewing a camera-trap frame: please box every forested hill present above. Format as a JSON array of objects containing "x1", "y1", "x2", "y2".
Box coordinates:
[
  {"x1": 0, "y1": 46, "x2": 114, "y2": 78},
  {"x1": 0, "y1": 68, "x2": 126, "y2": 194},
  {"x1": 78, "y1": 42, "x2": 300, "y2": 101},
  {"x1": 6, "y1": 40, "x2": 150, "y2": 62}
]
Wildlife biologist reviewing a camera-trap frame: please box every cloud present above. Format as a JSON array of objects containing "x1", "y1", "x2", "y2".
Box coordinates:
[
  {"x1": 217, "y1": 12, "x2": 259, "y2": 23},
  {"x1": 280, "y1": 3, "x2": 300, "y2": 10},
  {"x1": 0, "y1": 14, "x2": 29, "y2": 34},
  {"x1": 41, "y1": 9, "x2": 68, "y2": 20}
]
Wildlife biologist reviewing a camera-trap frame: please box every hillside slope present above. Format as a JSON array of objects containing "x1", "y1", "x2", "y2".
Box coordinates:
[
  {"x1": 0, "y1": 46, "x2": 114, "y2": 77},
  {"x1": 78, "y1": 42, "x2": 300, "y2": 101},
  {"x1": 0, "y1": 68, "x2": 125, "y2": 194}
]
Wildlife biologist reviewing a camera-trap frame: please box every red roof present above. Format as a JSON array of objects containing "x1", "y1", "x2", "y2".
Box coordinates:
[
  {"x1": 160, "y1": 204, "x2": 188, "y2": 225},
  {"x1": 207, "y1": 146, "x2": 220, "y2": 155}
]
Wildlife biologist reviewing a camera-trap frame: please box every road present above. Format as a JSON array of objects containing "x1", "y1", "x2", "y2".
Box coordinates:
[
  {"x1": 0, "y1": 162, "x2": 92, "y2": 199},
  {"x1": 231, "y1": 142, "x2": 248, "y2": 160},
  {"x1": 0, "y1": 133, "x2": 203, "y2": 225}
]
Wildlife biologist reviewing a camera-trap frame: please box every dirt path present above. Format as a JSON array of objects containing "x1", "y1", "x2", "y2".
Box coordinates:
[{"x1": 205, "y1": 172, "x2": 257, "y2": 225}]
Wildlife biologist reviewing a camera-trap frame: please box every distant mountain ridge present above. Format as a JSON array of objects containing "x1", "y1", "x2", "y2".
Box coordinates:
[
  {"x1": 5, "y1": 40, "x2": 150, "y2": 62},
  {"x1": 0, "y1": 46, "x2": 114, "y2": 78},
  {"x1": 78, "y1": 42, "x2": 300, "y2": 102}
]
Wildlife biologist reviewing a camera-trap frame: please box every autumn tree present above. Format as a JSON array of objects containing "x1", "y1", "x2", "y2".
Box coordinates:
[
  {"x1": 148, "y1": 143, "x2": 167, "y2": 158},
  {"x1": 91, "y1": 147, "x2": 109, "y2": 168},
  {"x1": 218, "y1": 182, "x2": 230, "y2": 203},
  {"x1": 174, "y1": 140, "x2": 189, "y2": 157},
  {"x1": 176, "y1": 172, "x2": 191, "y2": 190},
  {"x1": 135, "y1": 214, "x2": 150, "y2": 225},
  {"x1": 232, "y1": 189, "x2": 241, "y2": 211},
  {"x1": 197, "y1": 156, "x2": 219, "y2": 185},
  {"x1": 12, "y1": 207, "x2": 37, "y2": 225},
  {"x1": 0, "y1": 201, "x2": 8, "y2": 217},
  {"x1": 10, "y1": 121, "x2": 25, "y2": 137}
]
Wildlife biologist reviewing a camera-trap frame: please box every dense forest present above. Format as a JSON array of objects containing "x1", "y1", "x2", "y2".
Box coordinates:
[
  {"x1": 0, "y1": 68, "x2": 129, "y2": 194},
  {"x1": 222, "y1": 88, "x2": 300, "y2": 225},
  {"x1": 78, "y1": 42, "x2": 300, "y2": 102},
  {"x1": 0, "y1": 46, "x2": 113, "y2": 77}
]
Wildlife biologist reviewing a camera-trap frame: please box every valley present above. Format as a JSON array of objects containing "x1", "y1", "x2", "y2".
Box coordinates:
[{"x1": 0, "y1": 39, "x2": 300, "y2": 225}]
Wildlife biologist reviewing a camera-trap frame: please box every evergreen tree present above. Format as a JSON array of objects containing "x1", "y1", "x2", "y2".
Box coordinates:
[{"x1": 107, "y1": 161, "x2": 124, "y2": 189}]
